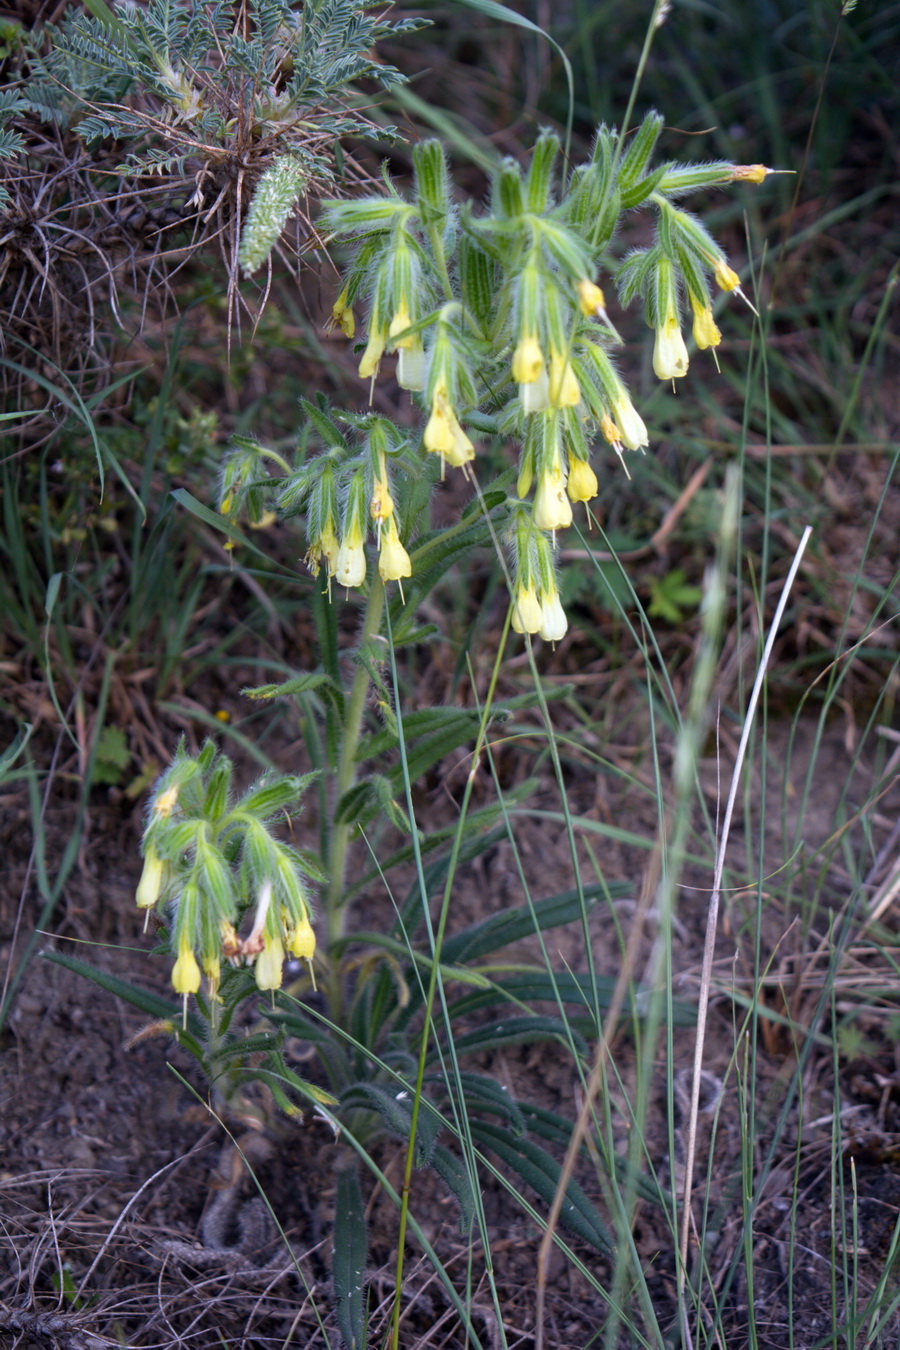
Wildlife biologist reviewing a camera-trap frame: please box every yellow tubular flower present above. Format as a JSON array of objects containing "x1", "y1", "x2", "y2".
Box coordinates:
[
  {"x1": 255, "y1": 933, "x2": 285, "y2": 991},
  {"x1": 424, "y1": 383, "x2": 474, "y2": 470},
  {"x1": 600, "y1": 414, "x2": 622, "y2": 445},
  {"x1": 576, "y1": 279, "x2": 606, "y2": 317},
  {"x1": 521, "y1": 367, "x2": 549, "y2": 415},
  {"x1": 653, "y1": 316, "x2": 690, "y2": 381},
  {"x1": 611, "y1": 394, "x2": 649, "y2": 451},
  {"x1": 287, "y1": 910, "x2": 316, "y2": 961},
  {"x1": 370, "y1": 469, "x2": 394, "y2": 525},
  {"x1": 533, "y1": 464, "x2": 573, "y2": 533},
  {"x1": 512, "y1": 333, "x2": 544, "y2": 384},
  {"x1": 539, "y1": 586, "x2": 567, "y2": 643},
  {"x1": 712, "y1": 259, "x2": 741, "y2": 292},
  {"x1": 378, "y1": 517, "x2": 412, "y2": 583},
  {"x1": 730, "y1": 164, "x2": 769, "y2": 183},
  {"x1": 335, "y1": 535, "x2": 367, "y2": 589},
  {"x1": 358, "y1": 325, "x2": 387, "y2": 380},
  {"x1": 511, "y1": 584, "x2": 542, "y2": 635},
  {"x1": 318, "y1": 521, "x2": 340, "y2": 576},
  {"x1": 389, "y1": 299, "x2": 426, "y2": 391},
  {"x1": 136, "y1": 845, "x2": 164, "y2": 910},
  {"x1": 172, "y1": 935, "x2": 201, "y2": 995},
  {"x1": 548, "y1": 350, "x2": 581, "y2": 408},
  {"x1": 397, "y1": 343, "x2": 426, "y2": 392},
  {"x1": 445, "y1": 416, "x2": 475, "y2": 469},
  {"x1": 567, "y1": 458, "x2": 598, "y2": 504},
  {"x1": 424, "y1": 381, "x2": 455, "y2": 456},
  {"x1": 389, "y1": 298, "x2": 413, "y2": 345},
  {"x1": 690, "y1": 298, "x2": 722, "y2": 351},
  {"x1": 332, "y1": 288, "x2": 355, "y2": 337}
]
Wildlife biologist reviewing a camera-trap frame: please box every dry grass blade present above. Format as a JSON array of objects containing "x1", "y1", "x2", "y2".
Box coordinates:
[{"x1": 677, "y1": 524, "x2": 813, "y2": 1348}]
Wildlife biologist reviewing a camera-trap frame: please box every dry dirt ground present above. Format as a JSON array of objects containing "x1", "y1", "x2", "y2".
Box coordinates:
[{"x1": 3, "y1": 646, "x2": 900, "y2": 1350}]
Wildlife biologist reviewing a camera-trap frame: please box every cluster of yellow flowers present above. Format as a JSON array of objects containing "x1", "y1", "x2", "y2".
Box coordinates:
[
  {"x1": 135, "y1": 752, "x2": 317, "y2": 1010},
  {"x1": 309, "y1": 139, "x2": 772, "y2": 641}
]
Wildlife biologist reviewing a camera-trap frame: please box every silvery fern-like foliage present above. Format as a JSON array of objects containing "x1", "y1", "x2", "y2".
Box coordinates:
[
  {"x1": 25, "y1": 0, "x2": 421, "y2": 173},
  {"x1": 1, "y1": 0, "x2": 424, "y2": 413}
]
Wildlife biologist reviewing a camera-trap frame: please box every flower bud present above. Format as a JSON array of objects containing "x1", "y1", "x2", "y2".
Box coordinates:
[
  {"x1": 730, "y1": 164, "x2": 769, "y2": 184},
  {"x1": 713, "y1": 259, "x2": 741, "y2": 292},
  {"x1": 154, "y1": 786, "x2": 179, "y2": 818},
  {"x1": 576, "y1": 279, "x2": 606, "y2": 316}
]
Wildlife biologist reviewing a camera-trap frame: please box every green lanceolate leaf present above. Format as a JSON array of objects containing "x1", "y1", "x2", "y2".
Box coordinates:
[
  {"x1": 430, "y1": 1142, "x2": 476, "y2": 1235},
  {"x1": 440, "y1": 881, "x2": 631, "y2": 964},
  {"x1": 472, "y1": 1120, "x2": 613, "y2": 1253},
  {"x1": 333, "y1": 1164, "x2": 368, "y2": 1350},
  {"x1": 44, "y1": 952, "x2": 205, "y2": 1049},
  {"x1": 434, "y1": 1015, "x2": 586, "y2": 1060},
  {"x1": 445, "y1": 971, "x2": 697, "y2": 1028},
  {"x1": 430, "y1": 1070, "x2": 527, "y2": 1135},
  {"x1": 341, "y1": 1082, "x2": 442, "y2": 1167}
]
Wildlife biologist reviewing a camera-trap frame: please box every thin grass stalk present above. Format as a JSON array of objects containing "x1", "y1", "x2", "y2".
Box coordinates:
[
  {"x1": 678, "y1": 522, "x2": 812, "y2": 1342},
  {"x1": 386, "y1": 604, "x2": 513, "y2": 1350}
]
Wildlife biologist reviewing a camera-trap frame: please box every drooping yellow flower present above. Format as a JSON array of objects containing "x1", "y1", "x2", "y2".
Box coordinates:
[
  {"x1": 690, "y1": 297, "x2": 722, "y2": 351},
  {"x1": 566, "y1": 457, "x2": 598, "y2": 504},
  {"x1": 286, "y1": 909, "x2": 316, "y2": 961},
  {"x1": 378, "y1": 517, "x2": 412, "y2": 584},
  {"x1": 136, "y1": 845, "x2": 164, "y2": 910},
  {"x1": 424, "y1": 384, "x2": 475, "y2": 470},
  {"x1": 539, "y1": 586, "x2": 567, "y2": 643},
  {"x1": 331, "y1": 288, "x2": 356, "y2": 338},
  {"x1": 359, "y1": 325, "x2": 387, "y2": 380},
  {"x1": 576, "y1": 279, "x2": 606, "y2": 317},
  {"x1": 511, "y1": 583, "x2": 543, "y2": 635},
  {"x1": 172, "y1": 935, "x2": 201, "y2": 996},
  {"x1": 712, "y1": 259, "x2": 741, "y2": 292},
  {"x1": 255, "y1": 932, "x2": 285, "y2": 991},
  {"x1": 610, "y1": 394, "x2": 649, "y2": 451},
  {"x1": 601, "y1": 414, "x2": 622, "y2": 446},
  {"x1": 548, "y1": 349, "x2": 581, "y2": 408},
  {"x1": 653, "y1": 315, "x2": 689, "y2": 381},
  {"x1": 335, "y1": 533, "x2": 367, "y2": 589},
  {"x1": 370, "y1": 467, "x2": 394, "y2": 526},
  {"x1": 512, "y1": 333, "x2": 544, "y2": 384},
  {"x1": 533, "y1": 462, "x2": 573, "y2": 533},
  {"x1": 389, "y1": 298, "x2": 425, "y2": 391},
  {"x1": 306, "y1": 520, "x2": 340, "y2": 578},
  {"x1": 521, "y1": 367, "x2": 549, "y2": 415}
]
